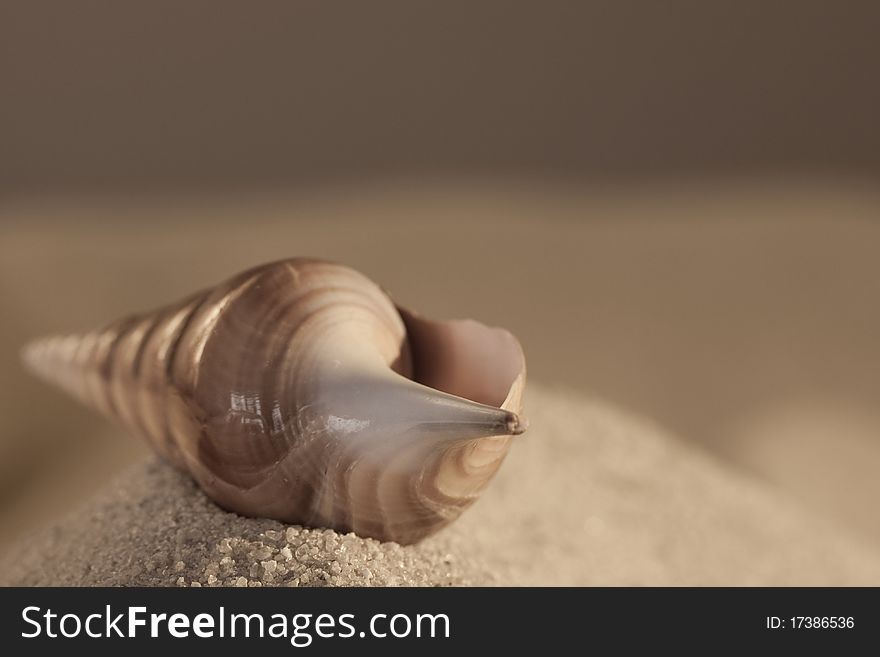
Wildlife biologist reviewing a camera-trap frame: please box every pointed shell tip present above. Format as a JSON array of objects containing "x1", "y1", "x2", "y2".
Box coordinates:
[{"x1": 508, "y1": 413, "x2": 528, "y2": 435}]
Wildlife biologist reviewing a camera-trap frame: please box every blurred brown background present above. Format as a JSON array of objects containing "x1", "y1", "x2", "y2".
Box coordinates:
[
  {"x1": 1, "y1": 1, "x2": 879, "y2": 553},
  {"x1": 4, "y1": 0, "x2": 880, "y2": 193}
]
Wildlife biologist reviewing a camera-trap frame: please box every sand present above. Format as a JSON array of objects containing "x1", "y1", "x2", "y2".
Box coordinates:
[
  {"x1": 3, "y1": 384, "x2": 880, "y2": 586},
  {"x1": 0, "y1": 460, "x2": 485, "y2": 587}
]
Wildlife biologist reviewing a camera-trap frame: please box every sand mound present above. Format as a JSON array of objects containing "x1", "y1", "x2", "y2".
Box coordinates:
[
  {"x1": 3, "y1": 385, "x2": 880, "y2": 586},
  {"x1": 0, "y1": 460, "x2": 484, "y2": 587}
]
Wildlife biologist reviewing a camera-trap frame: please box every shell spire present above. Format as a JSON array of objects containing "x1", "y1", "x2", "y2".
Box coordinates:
[{"x1": 21, "y1": 259, "x2": 527, "y2": 544}]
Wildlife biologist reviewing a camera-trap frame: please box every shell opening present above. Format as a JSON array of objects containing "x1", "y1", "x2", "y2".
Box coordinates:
[{"x1": 397, "y1": 307, "x2": 526, "y2": 414}]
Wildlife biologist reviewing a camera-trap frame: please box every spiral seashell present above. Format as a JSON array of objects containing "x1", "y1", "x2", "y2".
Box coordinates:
[{"x1": 21, "y1": 259, "x2": 527, "y2": 544}]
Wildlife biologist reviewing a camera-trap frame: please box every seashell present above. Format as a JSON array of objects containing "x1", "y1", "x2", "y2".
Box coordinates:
[{"x1": 21, "y1": 258, "x2": 527, "y2": 544}]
